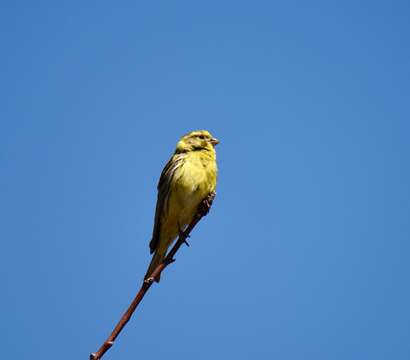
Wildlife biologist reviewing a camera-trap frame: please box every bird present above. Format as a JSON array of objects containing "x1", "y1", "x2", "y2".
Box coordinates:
[{"x1": 144, "y1": 130, "x2": 219, "y2": 282}]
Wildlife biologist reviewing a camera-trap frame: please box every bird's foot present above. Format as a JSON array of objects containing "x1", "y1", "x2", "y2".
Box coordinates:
[
  {"x1": 178, "y1": 223, "x2": 190, "y2": 247},
  {"x1": 197, "y1": 192, "x2": 216, "y2": 217}
]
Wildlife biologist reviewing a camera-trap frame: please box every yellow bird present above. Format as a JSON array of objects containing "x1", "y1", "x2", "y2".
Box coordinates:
[{"x1": 144, "y1": 130, "x2": 219, "y2": 282}]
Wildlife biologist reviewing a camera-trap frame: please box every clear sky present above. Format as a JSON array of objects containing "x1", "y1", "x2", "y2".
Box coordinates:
[{"x1": 1, "y1": 1, "x2": 409, "y2": 359}]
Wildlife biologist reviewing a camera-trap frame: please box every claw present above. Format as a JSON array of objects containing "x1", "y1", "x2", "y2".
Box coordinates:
[
  {"x1": 178, "y1": 222, "x2": 190, "y2": 240},
  {"x1": 198, "y1": 192, "x2": 215, "y2": 216}
]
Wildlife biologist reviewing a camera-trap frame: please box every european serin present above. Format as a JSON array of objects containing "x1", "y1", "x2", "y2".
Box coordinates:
[{"x1": 144, "y1": 130, "x2": 219, "y2": 282}]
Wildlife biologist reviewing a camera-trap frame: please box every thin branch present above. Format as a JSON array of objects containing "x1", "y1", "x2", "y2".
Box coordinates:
[{"x1": 90, "y1": 192, "x2": 216, "y2": 360}]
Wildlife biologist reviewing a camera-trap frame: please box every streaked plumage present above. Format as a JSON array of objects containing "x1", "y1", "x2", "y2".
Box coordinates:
[{"x1": 144, "y1": 130, "x2": 219, "y2": 282}]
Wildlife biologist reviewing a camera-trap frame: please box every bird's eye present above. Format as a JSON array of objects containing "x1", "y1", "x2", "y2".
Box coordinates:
[{"x1": 198, "y1": 135, "x2": 205, "y2": 139}]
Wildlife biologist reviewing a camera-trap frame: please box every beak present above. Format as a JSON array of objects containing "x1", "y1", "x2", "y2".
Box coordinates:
[{"x1": 210, "y1": 137, "x2": 220, "y2": 146}]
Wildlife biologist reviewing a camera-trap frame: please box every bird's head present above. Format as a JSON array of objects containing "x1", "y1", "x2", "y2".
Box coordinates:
[{"x1": 175, "y1": 130, "x2": 219, "y2": 153}]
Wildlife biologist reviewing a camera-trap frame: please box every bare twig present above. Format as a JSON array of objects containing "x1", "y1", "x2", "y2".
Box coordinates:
[{"x1": 90, "y1": 192, "x2": 216, "y2": 360}]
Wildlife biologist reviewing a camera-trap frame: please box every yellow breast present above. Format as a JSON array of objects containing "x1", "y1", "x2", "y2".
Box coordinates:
[{"x1": 158, "y1": 149, "x2": 217, "y2": 252}]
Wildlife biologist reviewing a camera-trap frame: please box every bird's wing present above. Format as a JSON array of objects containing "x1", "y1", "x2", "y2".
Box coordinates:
[{"x1": 149, "y1": 153, "x2": 185, "y2": 254}]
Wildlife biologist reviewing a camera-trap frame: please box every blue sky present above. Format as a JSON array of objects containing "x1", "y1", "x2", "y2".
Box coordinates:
[{"x1": 1, "y1": 1, "x2": 409, "y2": 359}]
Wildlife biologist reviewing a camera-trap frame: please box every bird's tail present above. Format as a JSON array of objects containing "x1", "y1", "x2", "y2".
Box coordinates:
[{"x1": 144, "y1": 251, "x2": 165, "y2": 283}]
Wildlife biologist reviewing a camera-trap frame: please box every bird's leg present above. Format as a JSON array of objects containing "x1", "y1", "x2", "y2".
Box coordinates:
[
  {"x1": 197, "y1": 192, "x2": 216, "y2": 217},
  {"x1": 178, "y1": 222, "x2": 190, "y2": 247}
]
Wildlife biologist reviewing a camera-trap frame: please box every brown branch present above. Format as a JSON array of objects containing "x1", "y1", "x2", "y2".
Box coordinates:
[{"x1": 90, "y1": 192, "x2": 216, "y2": 360}]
